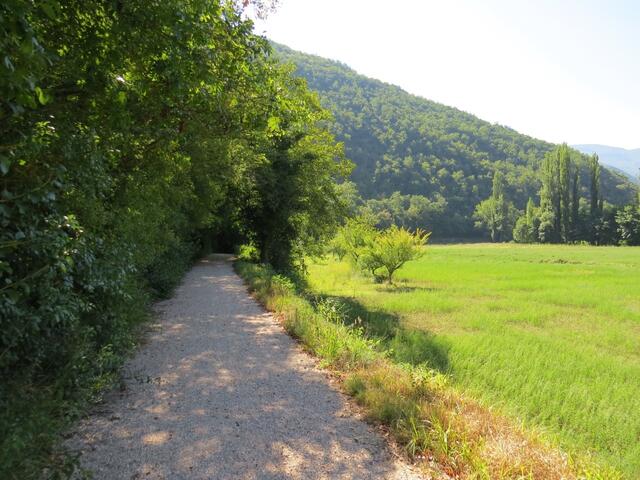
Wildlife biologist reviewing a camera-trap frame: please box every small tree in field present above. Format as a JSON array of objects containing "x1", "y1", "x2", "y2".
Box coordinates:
[
  {"x1": 330, "y1": 217, "x2": 376, "y2": 263},
  {"x1": 361, "y1": 225, "x2": 430, "y2": 283}
]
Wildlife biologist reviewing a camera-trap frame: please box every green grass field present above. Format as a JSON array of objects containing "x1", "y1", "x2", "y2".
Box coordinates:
[{"x1": 307, "y1": 244, "x2": 640, "y2": 477}]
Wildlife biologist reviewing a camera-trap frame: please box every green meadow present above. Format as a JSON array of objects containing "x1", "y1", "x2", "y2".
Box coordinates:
[{"x1": 307, "y1": 244, "x2": 640, "y2": 476}]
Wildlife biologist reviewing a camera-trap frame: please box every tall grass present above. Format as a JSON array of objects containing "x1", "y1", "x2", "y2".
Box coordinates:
[
  {"x1": 306, "y1": 244, "x2": 639, "y2": 477},
  {"x1": 235, "y1": 259, "x2": 617, "y2": 479}
]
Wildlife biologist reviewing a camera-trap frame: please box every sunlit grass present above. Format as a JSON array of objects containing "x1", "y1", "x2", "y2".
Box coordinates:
[
  {"x1": 236, "y1": 260, "x2": 601, "y2": 479},
  {"x1": 307, "y1": 244, "x2": 640, "y2": 477}
]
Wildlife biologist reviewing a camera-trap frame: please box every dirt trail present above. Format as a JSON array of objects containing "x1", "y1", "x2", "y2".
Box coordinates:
[{"x1": 68, "y1": 255, "x2": 423, "y2": 479}]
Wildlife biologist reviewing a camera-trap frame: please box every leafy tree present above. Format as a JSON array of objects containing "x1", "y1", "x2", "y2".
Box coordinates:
[
  {"x1": 535, "y1": 144, "x2": 586, "y2": 243},
  {"x1": 559, "y1": 144, "x2": 572, "y2": 241},
  {"x1": 359, "y1": 226, "x2": 430, "y2": 283},
  {"x1": 330, "y1": 217, "x2": 377, "y2": 263},
  {"x1": 590, "y1": 154, "x2": 602, "y2": 219},
  {"x1": 538, "y1": 149, "x2": 560, "y2": 242},
  {"x1": 571, "y1": 168, "x2": 580, "y2": 240},
  {"x1": 513, "y1": 198, "x2": 539, "y2": 243},
  {"x1": 0, "y1": 2, "x2": 346, "y2": 475},
  {"x1": 616, "y1": 205, "x2": 640, "y2": 245},
  {"x1": 473, "y1": 172, "x2": 519, "y2": 242},
  {"x1": 360, "y1": 192, "x2": 448, "y2": 233}
]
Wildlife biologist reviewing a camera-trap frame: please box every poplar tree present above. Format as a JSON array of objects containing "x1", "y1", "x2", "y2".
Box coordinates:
[
  {"x1": 538, "y1": 151, "x2": 559, "y2": 242},
  {"x1": 513, "y1": 197, "x2": 538, "y2": 243},
  {"x1": 473, "y1": 171, "x2": 518, "y2": 242},
  {"x1": 571, "y1": 167, "x2": 580, "y2": 240},
  {"x1": 590, "y1": 154, "x2": 601, "y2": 218},
  {"x1": 559, "y1": 144, "x2": 572, "y2": 242}
]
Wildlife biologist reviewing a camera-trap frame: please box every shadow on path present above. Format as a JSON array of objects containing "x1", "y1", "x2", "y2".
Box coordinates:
[{"x1": 67, "y1": 256, "x2": 421, "y2": 480}]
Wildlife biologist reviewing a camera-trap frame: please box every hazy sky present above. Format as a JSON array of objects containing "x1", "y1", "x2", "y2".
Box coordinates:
[{"x1": 253, "y1": 0, "x2": 639, "y2": 149}]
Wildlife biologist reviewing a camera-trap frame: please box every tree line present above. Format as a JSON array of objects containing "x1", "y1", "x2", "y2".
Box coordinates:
[
  {"x1": 474, "y1": 144, "x2": 640, "y2": 245},
  {"x1": 0, "y1": 1, "x2": 345, "y2": 476}
]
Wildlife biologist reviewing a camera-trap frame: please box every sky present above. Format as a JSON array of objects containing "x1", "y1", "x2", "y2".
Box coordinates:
[{"x1": 252, "y1": 0, "x2": 639, "y2": 149}]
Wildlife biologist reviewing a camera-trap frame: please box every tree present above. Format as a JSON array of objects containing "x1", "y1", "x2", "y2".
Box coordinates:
[
  {"x1": 359, "y1": 226, "x2": 430, "y2": 283},
  {"x1": 538, "y1": 150, "x2": 560, "y2": 242},
  {"x1": 559, "y1": 144, "x2": 572, "y2": 242},
  {"x1": 513, "y1": 198, "x2": 539, "y2": 243},
  {"x1": 590, "y1": 154, "x2": 602, "y2": 219},
  {"x1": 473, "y1": 171, "x2": 519, "y2": 242},
  {"x1": 537, "y1": 145, "x2": 585, "y2": 243},
  {"x1": 571, "y1": 168, "x2": 580, "y2": 240},
  {"x1": 588, "y1": 154, "x2": 603, "y2": 243},
  {"x1": 616, "y1": 205, "x2": 640, "y2": 245},
  {"x1": 0, "y1": 2, "x2": 349, "y2": 475},
  {"x1": 330, "y1": 217, "x2": 377, "y2": 263}
]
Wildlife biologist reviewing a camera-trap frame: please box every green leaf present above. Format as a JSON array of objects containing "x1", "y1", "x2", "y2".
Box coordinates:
[
  {"x1": 35, "y1": 87, "x2": 49, "y2": 105},
  {"x1": 267, "y1": 116, "x2": 280, "y2": 132},
  {"x1": 41, "y1": 2, "x2": 57, "y2": 19}
]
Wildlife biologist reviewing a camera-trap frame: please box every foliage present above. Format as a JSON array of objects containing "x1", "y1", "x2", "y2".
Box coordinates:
[
  {"x1": 473, "y1": 171, "x2": 520, "y2": 241},
  {"x1": 329, "y1": 216, "x2": 377, "y2": 263},
  {"x1": 272, "y1": 44, "x2": 638, "y2": 238},
  {"x1": 0, "y1": 2, "x2": 345, "y2": 476},
  {"x1": 359, "y1": 225, "x2": 430, "y2": 283},
  {"x1": 333, "y1": 220, "x2": 430, "y2": 283},
  {"x1": 511, "y1": 146, "x2": 640, "y2": 245},
  {"x1": 513, "y1": 198, "x2": 539, "y2": 243},
  {"x1": 237, "y1": 243, "x2": 260, "y2": 263},
  {"x1": 360, "y1": 192, "x2": 448, "y2": 234},
  {"x1": 615, "y1": 204, "x2": 640, "y2": 245}
]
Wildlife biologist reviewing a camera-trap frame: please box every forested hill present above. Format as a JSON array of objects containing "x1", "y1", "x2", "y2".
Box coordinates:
[{"x1": 273, "y1": 43, "x2": 637, "y2": 236}]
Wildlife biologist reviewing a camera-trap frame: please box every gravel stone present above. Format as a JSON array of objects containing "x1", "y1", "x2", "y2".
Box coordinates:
[{"x1": 67, "y1": 255, "x2": 424, "y2": 479}]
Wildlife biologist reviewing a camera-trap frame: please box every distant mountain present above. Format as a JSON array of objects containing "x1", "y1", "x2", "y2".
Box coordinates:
[
  {"x1": 272, "y1": 43, "x2": 638, "y2": 235},
  {"x1": 605, "y1": 166, "x2": 640, "y2": 186},
  {"x1": 573, "y1": 144, "x2": 640, "y2": 180}
]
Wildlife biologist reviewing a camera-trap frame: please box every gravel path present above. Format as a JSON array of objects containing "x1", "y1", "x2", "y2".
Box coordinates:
[{"x1": 68, "y1": 255, "x2": 423, "y2": 479}]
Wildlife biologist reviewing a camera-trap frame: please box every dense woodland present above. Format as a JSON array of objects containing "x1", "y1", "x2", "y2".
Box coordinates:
[
  {"x1": 0, "y1": 2, "x2": 347, "y2": 476},
  {"x1": 274, "y1": 43, "x2": 638, "y2": 238}
]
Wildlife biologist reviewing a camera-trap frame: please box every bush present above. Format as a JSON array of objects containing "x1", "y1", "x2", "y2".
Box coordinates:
[
  {"x1": 330, "y1": 217, "x2": 377, "y2": 264},
  {"x1": 237, "y1": 243, "x2": 261, "y2": 262},
  {"x1": 359, "y1": 226, "x2": 430, "y2": 283}
]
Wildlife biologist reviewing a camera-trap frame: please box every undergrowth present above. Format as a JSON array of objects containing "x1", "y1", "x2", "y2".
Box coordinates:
[{"x1": 235, "y1": 260, "x2": 622, "y2": 480}]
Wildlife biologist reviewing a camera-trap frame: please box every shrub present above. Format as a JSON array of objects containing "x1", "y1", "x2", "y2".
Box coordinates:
[
  {"x1": 359, "y1": 226, "x2": 430, "y2": 284},
  {"x1": 237, "y1": 243, "x2": 260, "y2": 262},
  {"x1": 330, "y1": 217, "x2": 377, "y2": 264}
]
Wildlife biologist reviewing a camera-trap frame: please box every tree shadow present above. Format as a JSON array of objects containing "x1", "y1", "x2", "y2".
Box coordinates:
[
  {"x1": 311, "y1": 293, "x2": 450, "y2": 373},
  {"x1": 379, "y1": 285, "x2": 438, "y2": 293}
]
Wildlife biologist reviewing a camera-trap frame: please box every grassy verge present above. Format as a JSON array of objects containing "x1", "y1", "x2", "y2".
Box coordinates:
[
  {"x1": 235, "y1": 260, "x2": 620, "y2": 480},
  {"x1": 0, "y1": 306, "x2": 148, "y2": 480}
]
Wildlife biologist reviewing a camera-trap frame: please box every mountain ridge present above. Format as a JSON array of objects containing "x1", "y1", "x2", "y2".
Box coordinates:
[
  {"x1": 572, "y1": 144, "x2": 640, "y2": 179},
  {"x1": 272, "y1": 42, "x2": 638, "y2": 235}
]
